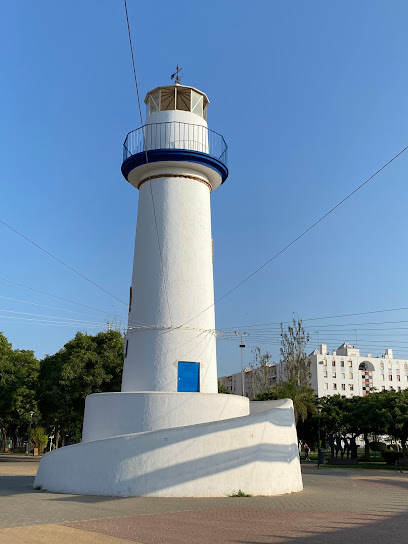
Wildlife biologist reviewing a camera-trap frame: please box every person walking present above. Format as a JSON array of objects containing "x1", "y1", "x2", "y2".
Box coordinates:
[{"x1": 303, "y1": 443, "x2": 310, "y2": 461}]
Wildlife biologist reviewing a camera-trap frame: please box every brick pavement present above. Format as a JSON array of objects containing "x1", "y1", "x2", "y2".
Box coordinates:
[{"x1": 1, "y1": 456, "x2": 408, "y2": 543}]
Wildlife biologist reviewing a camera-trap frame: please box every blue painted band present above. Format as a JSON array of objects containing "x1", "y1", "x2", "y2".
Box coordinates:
[{"x1": 121, "y1": 149, "x2": 229, "y2": 184}]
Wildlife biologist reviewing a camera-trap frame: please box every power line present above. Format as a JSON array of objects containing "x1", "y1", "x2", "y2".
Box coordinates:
[
  {"x1": 0, "y1": 294, "x2": 109, "y2": 320},
  {"x1": 123, "y1": 0, "x2": 173, "y2": 328},
  {"x1": 0, "y1": 277, "x2": 126, "y2": 319},
  {"x1": 0, "y1": 220, "x2": 127, "y2": 305},
  {"x1": 180, "y1": 144, "x2": 408, "y2": 328}
]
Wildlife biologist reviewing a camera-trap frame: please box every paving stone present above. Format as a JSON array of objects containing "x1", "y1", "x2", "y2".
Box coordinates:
[{"x1": 1, "y1": 456, "x2": 408, "y2": 543}]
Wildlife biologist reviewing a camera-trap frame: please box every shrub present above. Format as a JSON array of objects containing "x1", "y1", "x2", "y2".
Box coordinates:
[
  {"x1": 370, "y1": 441, "x2": 387, "y2": 452},
  {"x1": 228, "y1": 489, "x2": 252, "y2": 497},
  {"x1": 381, "y1": 450, "x2": 403, "y2": 465},
  {"x1": 30, "y1": 427, "x2": 48, "y2": 454}
]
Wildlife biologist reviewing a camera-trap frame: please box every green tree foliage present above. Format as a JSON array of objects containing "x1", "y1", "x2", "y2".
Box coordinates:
[
  {"x1": 38, "y1": 330, "x2": 124, "y2": 444},
  {"x1": 256, "y1": 378, "x2": 317, "y2": 425},
  {"x1": 0, "y1": 332, "x2": 39, "y2": 452},
  {"x1": 280, "y1": 318, "x2": 310, "y2": 387},
  {"x1": 253, "y1": 320, "x2": 315, "y2": 425},
  {"x1": 382, "y1": 389, "x2": 408, "y2": 460},
  {"x1": 218, "y1": 381, "x2": 230, "y2": 394},
  {"x1": 31, "y1": 427, "x2": 48, "y2": 454}
]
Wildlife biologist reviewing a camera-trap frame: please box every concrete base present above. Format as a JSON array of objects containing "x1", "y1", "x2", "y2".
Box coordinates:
[
  {"x1": 82, "y1": 392, "x2": 249, "y2": 442},
  {"x1": 34, "y1": 399, "x2": 302, "y2": 497}
]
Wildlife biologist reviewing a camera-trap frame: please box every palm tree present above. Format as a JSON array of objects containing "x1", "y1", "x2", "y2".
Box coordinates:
[{"x1": 257, "y1": 377, "x2": 317, "y2": 425}]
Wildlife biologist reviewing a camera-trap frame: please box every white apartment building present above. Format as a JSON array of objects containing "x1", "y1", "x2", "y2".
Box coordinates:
[
  {"x1": 308, "y1": 342, "x2": 408, "y2": 398},
  {"x1": 218, "y1": 364, "x2": 277, "y2": 398},
  {"x1": 219, "y1": 342, "x2": 408, "y2": 399}
]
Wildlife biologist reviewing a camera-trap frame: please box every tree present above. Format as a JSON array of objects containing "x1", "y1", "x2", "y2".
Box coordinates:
[
  {"x1": 255, "y1": 378, "x2": 317, "y2": 425},
  {"x1": 0, "y1": 333, "x2": 39, "y2": 452},
  {"x1": 345, "y1": 393, "x2": 389, "y2": 460},
  {"x1": 280, "y1": 318, "x2": 310, "y2": 387},
  {"x1": 37, "y1": 330, "x2": 124, "y2": 445},
  {"x1": 0, "y1": 332, "x2": 14, "y2": 451},
  {"x1": 383, "y1": 390, "x2": 408, "y2": 460},
  {"x1": 250, "y1": 347, "x2": 274, "y2": 397},
  {"x1": 31, "y1": 427, "x2": 48, "y2": 454},
  {"x1": 218, "y1": 381, "x2": 230, "y2": 394}
]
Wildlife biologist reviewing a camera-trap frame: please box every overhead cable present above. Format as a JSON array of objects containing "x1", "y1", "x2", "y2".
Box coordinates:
[
  {"x1": 0, "y1": 220, "x2": 127, "y2": 305},
  {"x1": 180, "y1": 144, "x2": 408, "y2": 328}
]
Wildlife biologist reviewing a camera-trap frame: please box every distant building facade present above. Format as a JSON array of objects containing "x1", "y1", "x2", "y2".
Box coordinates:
[
  {"x1": 219, "y1": 342, "x2": 408, "y2": 399},
  {"x1": 218, "y1": 364, "x2": 277, "y2": 398},
  {"x1": 307, "y1": 342, "x2": 408, "y2": 398}
]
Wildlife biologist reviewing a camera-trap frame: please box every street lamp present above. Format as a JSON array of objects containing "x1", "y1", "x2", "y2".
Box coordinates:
[
  {"x1": 28, "y1": 410, "x2": 34, "y2": 456},
  {"x1": 234, "y1": 331, "x2": 249, "y2": 397},
  {"x1": 316, "y1": 403, "x2": 323, "y2": 469}
]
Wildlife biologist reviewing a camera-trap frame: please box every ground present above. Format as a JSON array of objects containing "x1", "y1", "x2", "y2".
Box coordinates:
[{"x1": 1, "y1": 454, "x2": 408, "y2": 543}]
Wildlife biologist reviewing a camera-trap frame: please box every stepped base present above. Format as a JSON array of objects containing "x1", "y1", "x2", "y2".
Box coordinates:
[
  {"x1": 82, "y1": 392, "x2": 249, "y2": 442},
  {"x1": 34, "y1": 399, "x2": 303, "y2": 497}
]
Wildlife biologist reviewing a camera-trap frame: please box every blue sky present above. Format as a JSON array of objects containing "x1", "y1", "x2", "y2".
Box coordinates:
[{"x1": 1, "y1": 1, "x2": 408, "y2": 375}]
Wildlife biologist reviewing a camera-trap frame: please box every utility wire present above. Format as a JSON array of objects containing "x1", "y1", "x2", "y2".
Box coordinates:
[
  {"x1": 0, "y1": 277, "x2": 129, "y2": 319},
  {"x1": 0, "y1": 220, "x2": 127, "y2": 305},
  {"x1": 225, "y1": 305, "x2": 408, "y2": 330},
  {"x1": 123, "y1": 0, "x2": 173, "y2": 328},
  {"x1": 180, "y1": 144, "x2": 408, "y2": 328}
]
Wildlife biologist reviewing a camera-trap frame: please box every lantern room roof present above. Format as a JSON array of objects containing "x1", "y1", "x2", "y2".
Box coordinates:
[{"x1": 144, "y1": 84, "x2": 210, "y2": 108}]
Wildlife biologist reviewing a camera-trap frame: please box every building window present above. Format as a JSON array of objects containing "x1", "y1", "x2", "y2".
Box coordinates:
[
  {"x1": 340, "y1": 360, "x2": 345, "y2": 367},
  {"x1": 349, "y1": 372, "x2": 353, "y2": 379},
  {"x1": 380, "y1": 362, "x2": 384, "y2": 369},
  {"x1": 348, "y1": 361, "x2": 353, "y2": 367},
  {"x1": 397, "y1": 375, "x2": 401, "y2": 381},
  {"x1": 333, "y1": 383, "x2": 337, "y2": 390},
  {"x1": 332, "y1": 360, "x2": 336, "y2": 367},
  {"x1": 397, "y1": 387, "x2": 401, "y2": 392},
  {"x1": 324, "y1": 383, "x2": 328, "y2": 390},
  {"x1": 341, "y1": 373, "x2": 345, "y2": 379},
  {"x1": 323, "y1": 360, "x2": 327, "y2": 366},
  {"x1": 323, "y1": 371, "x2": 328, "y2": 377},
  {"x1": 405, "y1": 363, "x2": 408, "y2": 370},
  {"x1": 381, "y1": 375, "x2": 385, "y2": 381},
  {"x1": 389, "y1": 375, "x2": 393, "y2": 381},
  {"x1": 349, "y1": 384, "x2": 354, "y2": 391},
  {"x1": 341, "y1": 384, "x2": 346, "y2": 390},
  {"x1": 332, "y1": 372, "x2": 336, "y2": 378}
]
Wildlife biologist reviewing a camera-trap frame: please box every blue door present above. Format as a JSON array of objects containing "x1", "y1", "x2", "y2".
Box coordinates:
[{"x1": 177, "y1": 361, "x2": 200, "y2": 392}]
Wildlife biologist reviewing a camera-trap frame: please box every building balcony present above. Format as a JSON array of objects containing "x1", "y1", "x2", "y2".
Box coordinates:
[{"x1": 121, "y1": 121, "x2": 229, "y2": 188}]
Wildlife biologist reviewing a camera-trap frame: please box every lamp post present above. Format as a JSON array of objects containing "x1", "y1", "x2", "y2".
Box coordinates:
[
  {"x1": 28, "y1": 410, "x2": 34, "y2": 456},
  {"x1": 234, "y1": 331, "x2": 249, "y2": 396},
  {"x1": 316, "y1": 403, "x2": 323, "y2": 469}
]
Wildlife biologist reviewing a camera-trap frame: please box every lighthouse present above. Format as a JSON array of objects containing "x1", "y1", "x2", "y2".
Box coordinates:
[
  {"x1": 121, "y1": 82, "x2": 228, "y2": 394},
  {"x1": 34, "y1": 78, "x2": 303, "y2": 498}
]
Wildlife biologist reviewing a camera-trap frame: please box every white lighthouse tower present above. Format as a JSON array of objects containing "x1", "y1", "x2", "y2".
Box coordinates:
[
  {"x1": 34, "y1": 79, "x2": 303, "y2": 498},
  {"x1": 121, "y1": 83, "x2": 227, "y2": 395}
]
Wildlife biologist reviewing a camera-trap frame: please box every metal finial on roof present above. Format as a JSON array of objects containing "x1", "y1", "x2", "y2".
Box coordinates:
[{"x1": 170, "y1": 64, "x2": 183, "y2": 84}]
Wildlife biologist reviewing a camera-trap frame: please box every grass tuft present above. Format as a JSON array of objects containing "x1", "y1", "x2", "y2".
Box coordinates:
[{"x1": 228, "y1": 489, "x2": 252, "y2": 497}]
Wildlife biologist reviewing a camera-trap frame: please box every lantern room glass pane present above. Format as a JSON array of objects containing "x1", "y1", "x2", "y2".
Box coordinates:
[
  {"x1": 149, "y1": 91, "x2": 160, "y2": 114},
  {"x1": 191, "y1": 91, "x2": 203, "y2": 117},
  {"x1": 160, "y1": 88, "x2": 175, "y2": 110},
  {"x1": 176, "y1": 88, "x2": 191, "y2": 111}
]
